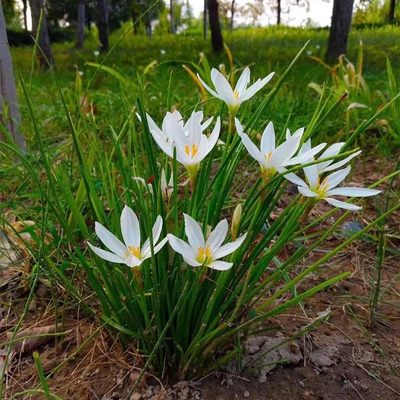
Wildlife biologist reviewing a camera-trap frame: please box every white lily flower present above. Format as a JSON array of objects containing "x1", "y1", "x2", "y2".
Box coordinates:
[
  {"x1": 198, "y1": 67, "x2": 275, "y2": 113},
  {"x1": 148, "y1": 110, "x2": 220, "y2": 181},
  {"x1": 235, "y1": 119, "x2": 326, "y2": 183},
  {"x1": 88, "y1": 205, "x2": 168, "y2": 267},
  {"x1": 287, "y1": 165, "x2": 380, "y2": 210},
  {"x1": 167, "y1": 214, "x2": 247, "y2": 271}
]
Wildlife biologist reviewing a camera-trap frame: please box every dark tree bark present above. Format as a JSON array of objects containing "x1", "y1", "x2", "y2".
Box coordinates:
[
  {"x1": 388, "y1": 0, "x2": 396, "y2": 23},
  {"x1": 203, "y1": 0, "x2": 207, "y2": 39},
  {"x1": 96, "y1": 0, "x2": 109, "y2": 52},
  {"x1": 22, "y1": 0, "x2": 28, "y2": 31},
  {"x1": 326, "y1": 0, "x2": 354, "y2": 63},
  {"x1": 170, "y1": 0, "x2": 175, "y2": 33},
  {"x1": 277, "y1": 0, "x2": 281, "y2": 25},
  {"x1": 145, "y1": 15, "x2": 152, "y2": 37},
  {"x1": 131, "y1": 1, "x2": 139, "y2": 35},
  {"x1": 29, "y1": 0, "x2": 54, "y2": 69},
  {"x1": 0, "y1": 2, "x2": 26, "y2": 152},
  {"x1": 207, "y1": 0, "x2": 223, "y2": 52},
  {"x1": 76, "y1": 0, "x2": 85, "y2": 49},
  {"x1": 230, "y1": 0, "x2": 235, "y2": 30}
]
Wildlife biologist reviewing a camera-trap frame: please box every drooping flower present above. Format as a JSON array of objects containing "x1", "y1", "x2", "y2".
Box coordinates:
[
  {"x1": 167, "y1": 214, "x2": 247, "y2": 271},
  {"x1": 285, "y1": 165, "x2": 380, "y2": 210},
  {"x1": 160, "y1": 169, "x2": 174, "y2": 201},
  {"x1": 235, "y1": 119, "x2": 326, "y2": 183},
  {"x1": 198, "y1": 67, "x2": 275, "y2": 114},
  {"x1": 147, "y1": 110, "x2": 220, "y2": 182},
  {"x1": 88, "y1": 206, "x2": 167, "y2": 267}
]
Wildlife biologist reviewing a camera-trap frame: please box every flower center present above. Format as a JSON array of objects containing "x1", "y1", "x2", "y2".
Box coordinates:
[
  {"x1": 233, "y1": 89, "x2": 240, "y2": 99},
  {"x1": 127, "y1": 246, "x2": 141, "y2": 259},
  {"x1": 184, "y1": 144, "x2": 199, "y2": 158},
  {"x1": 196, "y1": 246, "x2": 213, "y2": 265},
  {"x1": 261, "y1": 166, "x2": 277, "y2": 183},
  {"x1": 264, "y1": 151, "x2": 273, "y2": 161},
  {"x1": 315, "y1": 178, "x2": 329, "y2": 198}
]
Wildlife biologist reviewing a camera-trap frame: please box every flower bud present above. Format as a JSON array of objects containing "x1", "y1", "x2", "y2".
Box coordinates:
[{"x1": 231, "y1": 204, "x2": 242, "y2": 240}]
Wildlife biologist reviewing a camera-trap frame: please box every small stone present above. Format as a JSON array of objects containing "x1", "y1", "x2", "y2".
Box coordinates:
[
  {"x1": 130, "y1": 394, "x2": 141, "y2": 400},
  {"x1": 244, "y1": 390, "x2": 250, "y2": 398}
]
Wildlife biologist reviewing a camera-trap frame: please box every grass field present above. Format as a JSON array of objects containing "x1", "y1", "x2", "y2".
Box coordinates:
[{"x1": 1, "y1": 25, "x2": 400, "y2": 399}]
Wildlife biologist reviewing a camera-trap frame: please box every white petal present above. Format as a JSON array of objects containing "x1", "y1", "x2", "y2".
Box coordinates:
[
  {"x1": 321, "y1": 150, "x2": 362, "y2": 173},
  {"x1": 95, "y1": 222, "x2": 126, "y2": 258},
  {"x1": 211, "y1": 68, "x2": 235, "y2": 104},
  {"x1": 209, "y1": 261, "x2": 233, "y2": 271},
  {"x1": 141, "y1": 236, "x2": 168, "y2": 261},
  {"x1": 327, "y1": 187, "x2": 381, "y2": 197},
  {"x1": 288, "y1": 143, "x2": 326, "y2": 165},
  {"x1": 201, "y1": 116, "x2": 213, "y2": 130},
  {"x1": 167, "y1": 234, "x2": 196, "y2": 260},
  {"x1": 197, "y1": 74, "x2": 220, "y2": 99},
  {"x1": 141, "y1": 215, "x2": 164, "y2": 257},
  {"x1": 146, "y1": 113, "x2": 163, "y2": 137},
  {"x1": 271, "y1": 135, "x2": 301, "y2": 167},
  {"x1": 88, "y1": 242, "x2": 126, "y2": 264},
  {"x1": 120, "y1": 206, "x2": 140, "y2": 248},
  {"x1": 325, "y1": 198, "x2": 362, "y2": 210},
  {"x1": 236, "y1": 119, "x2": 264, "y2": 165},
  {"x1": 298, "y1": 186, "x2": 318, "y2": 197},
  {"x1": 206, "y1": 219, "x2": 228, "y2": 252},
  {"x1": 260, "y1": 121, "x2": 275, "y2": 153},
  {"x1": 239, "y1": 72, "x2": 275, "y2": 102},
  {"x1": 214, "y1": 233, "x2": 247, "y2": 259},
  {"x1": 205, "y1": 117, "x2": 221, "y2": 155},
  {"x1": 325, "y1": 166, "x2": 351, "y2": 190},
  {"x1": 184, "y1": 214, "x2": 205, "y2": 249},
  {"x1": 283, "y1": 172, "x2": 307, "y2": 187},
  {"x1": 316, "y1": 142, "x2": 345, "y2": 171},
  {"x1": 235, "y1": 67, "x2": 250, "y2": 94},
  {"x1": 304, "y1": 165, "x2": 319, "y2": 188},
  {"x1": 183, "y1": 255, "x2": 202, "y2": 267}
]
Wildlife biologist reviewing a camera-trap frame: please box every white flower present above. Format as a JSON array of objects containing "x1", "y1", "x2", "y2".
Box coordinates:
[
  {"x1": 235, "y1": 119, "x2": 326, "y2": 183},
  {"x1": 286, "y1": 165, "x2": 380, "y2": 210},
  {"x1": 88, "y1": 206, "x2": 167, "y2": 267},
  {"x1": 147, "y1": 110, "x2": 220, "y2": 180},
  {"x1": 198, "y1": 67, "x2": 275, "y2": 113},
  {"x1": 160, "y1": 49, "x2": 166, "y2": 55},
  {"x1": 78, "y1": 71, "x2": 84, "y2": 76},
  {"x1": 94, "y1": 50, "x2": 100, "y2": 57},
  {"x1": 167, "y1": 214, "x2": 247, "y2": 271}
]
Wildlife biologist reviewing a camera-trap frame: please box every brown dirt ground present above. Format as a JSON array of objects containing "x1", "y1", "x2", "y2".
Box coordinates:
[{"x1": 1, "y1": 153, "x2": 399, "y2": 400}]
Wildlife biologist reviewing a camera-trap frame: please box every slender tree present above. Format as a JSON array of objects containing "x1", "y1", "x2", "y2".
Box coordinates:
[
  {"x1": 96, "y1": 0, "x2": 109, "y2": 52},
  {"x1": 203, "y1": 0, "x2": 207, "y2": 39},
  {"x1": 21, "y1": 0, "x2": 28, "y2": 30},
  {"x1": 170, "y1": 0, "x2": 175, "y2": 33},
  {"x1": 0, "y1": 2, "x2": 26, "y2": 151},
  {"x1": 76, "y1": 0, "x2": 85, "y2": 48},
  {"x1": 29, "y1": 0, "x2": 54, "y2": 68},
  {"x1": 388, "y1": 0, "x2": 396, "y2": 23},
  {"x1": 326, "y1": 0, "x2": 354, "y2": 62},
  {"x1": 277, "y1": 0, "x2": 281, "y2": 25},
  {"x1": 230, "y1": 0, "x2": 235, "y2": 30},
  {"x1": 207, "y1": 0, "x2": 223, "y2": 52}
]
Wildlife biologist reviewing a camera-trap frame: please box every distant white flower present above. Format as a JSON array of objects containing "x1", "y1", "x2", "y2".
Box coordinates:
[
  {"x1": 198, "y1": 67, "x2": 275, "y2": 113},
  {"x1": 286, "y1": 165, "x2": 380, "y2": 210},
  {"x1": 147, "y1": 110, "x2": 220, "y2": 180},
  {"x1": 94, "y1": 50, "x2": 100, "y2": 57},
  {"x1": 306, "y1": 50, "x2": 313, "y2": 56},
  {"x1": 168, "y1": 214, "x2": 247, "y2": 270},
  {"x1": 160, "y1": 49, "x2": 166, "y2": 55},
  {"x1": 88, "y1": 206, "x2": 167, "y2": 267},
  {"x1": 235, "y1": 119, "x2": 326, "y2": 183},
  {"x1": 78, "y1": 71, "x2": 84, "y2": 76},
  {"x1": 316, "y1": 44, "x2": 321, "y2": 50}
]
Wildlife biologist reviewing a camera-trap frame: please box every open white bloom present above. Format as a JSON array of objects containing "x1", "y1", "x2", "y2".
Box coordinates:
[
  {"x1": 147, "y1": 110, "x2": 220, "y2": 180},
  {"x1": 88, "y1": 206, "x2": 167, "y2": 267},
  {"x1": 286, "y1": 165, "x2": 380, "y2": 210},
  {"x1": 235, "y1": 119, "x2": 326, "y2": 183},
  {"x1": 198, "y1": 67, "x2": 275, "y2": 113},
  {"x1": 167, "y1": 214, "x2": 247, "y2": 271}
]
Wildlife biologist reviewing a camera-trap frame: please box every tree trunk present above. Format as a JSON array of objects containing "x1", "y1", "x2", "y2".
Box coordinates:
[
  {"x1": 203, "y1": 0, "x2": 207, "y2": 39},
  {"x1": 96, "y1": 0, "x2": 109, "y2": 52},
  {"x1": 230, "y1": 0, "x2": 235, "y2": 30},
  {"x1": 29, "y1": 0, "x2": 54, "y2": 69},
  {"x1": 207, "y1": 0, "x2": 223, "y2": 52},
  {"x1": 76, "y1": 0, "x2": 85, "y2": 49},
  {"x1": 145, "y1": 15, "x2": 152, "y2": 38},
  {"x1": 326, "y1": 0, "x2": 354, "y2": 63},
  {"x1": 22, "y1": 0, "x2": 28, "y2": 31},
  {"x1": 277, "y1": 0, "x2": 281, "y2": 25},
  {"x1": 388, "y1": 0, "x2": 396, "y2": 23},
  {"x1": 170, "y1": 0, "x2": 175, "y2": 33},
  {"x1": 0, "y1": 3, "x2": 26, "y2": 152},
  {"x1": 131, "y1": 2, "x2": 139, "y2": 35}
]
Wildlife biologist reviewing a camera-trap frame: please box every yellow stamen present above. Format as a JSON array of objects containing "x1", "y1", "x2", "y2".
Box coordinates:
[
  {"x1": 264, "y1": 151, "x2": 273, "y2": 161},
  {"x1": 127, "y1": 246, "x2": 141, "y2": 259},
  {"x1": 196, "y1": 246, "x2": 213, "y2": 265},
  {"x1": 184, "y1": 144, "x2": 198, "y2": 158},
  {"x1": 233, "y1": 90, "x2": 240, "y2": 99}
]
